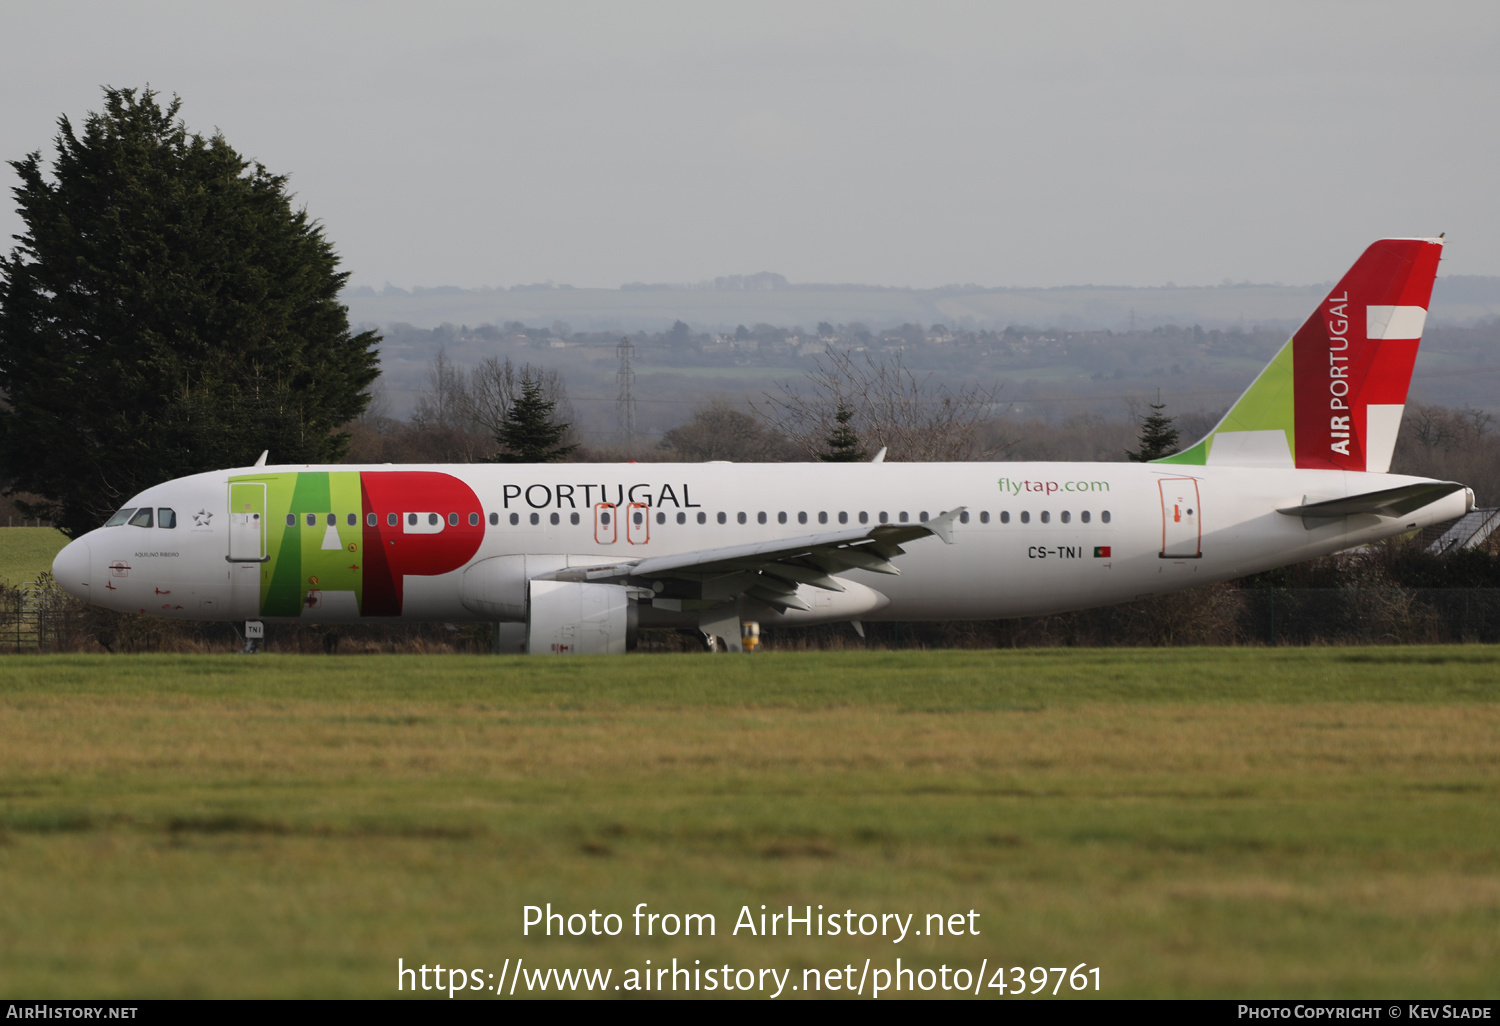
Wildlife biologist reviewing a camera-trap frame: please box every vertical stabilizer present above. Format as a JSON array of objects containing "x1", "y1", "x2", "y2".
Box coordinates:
[{"x1": 1160, "y1": 237, "x2": 1443, "y2": 472}]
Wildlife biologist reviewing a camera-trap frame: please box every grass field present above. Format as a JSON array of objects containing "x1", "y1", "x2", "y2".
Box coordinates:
[
  {"x1": 1, "y1": 648, "x2": 1497, "y2": 999},
  {"x1": 0, "y1": 527, "x2": 68, "y2": 587}
]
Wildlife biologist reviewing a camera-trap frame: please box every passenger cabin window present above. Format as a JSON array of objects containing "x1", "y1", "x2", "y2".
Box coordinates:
[
  {"x1": 717, "y1": 512, "x2": 727, "y2": 524},
  {"x1": 737, "y1": 512, "x2": 747, "y2": 525},
  {"x1": 326, "y1": 514, "x2": 335, "y2": 527},
  {"x1": 551, "y1": 513, "x2": 560, "y2": 526},
  {"x1": 1101, "y1": 511, "x2": 1112, "y2": 523},
  {"x1": 389, "y1": 513, "x2": 399, "y2": 527},
  {"x1": 469, "y1": 513, "x2": 480, "y2": 526},
  {"x1": 656, "y1": 512, "x2": 666, "y2": 525},
  {"x1": 510, "y1": 513, "x2": 519, "y2": 526},
  {"x1": 1041, "y1": 511, "x2": 1051, "y2": 524},
  {"x1": 778, "y1": 512, "x2": 787, "y2": 524},
  {"x1": 158, "y1": 508, "x2": 177, "y2": 528},
  {"x1": 489, "y1": 513, "x2": 499, "y2": 526},
  {"x1": 1000, "y1": 511, "x2": 1010, "y2": 524},
  {"x1": 757, "y1": 512, "x2": 767, "y2": 524},
  {"x1": 530, "y1": 513, "x2": 540, "y2": 526},
  {"x1": 1020, "y1": 511, "x2": 1030, "y2": 524},
  {"x1": 570, "y1": 513, "x2": 580, "y2": 525},
  {"x1": 959, "y1": 511, "x2": 969, "y2": 524},
  {"x1": 697, "y1": 512, "x2": 707, "y2": 524},
  {"x1": 347, "y1": 513, "x2": 357, "y2": 527},
  {"x1": 1081, "y1": 511, "x2": 1091, "y2": 524},
  {"x1": 368, "y1": 513, "x2": 377, "y2": 527},
  {"x1": 307, "y1": 514, "x2": 317, "y2": 527},
  {"x1": 128, "y1": 508, "x2": 153, "y2": 528},
  {"x1": 819, "y1": 512, "x2": 828, "y2": 524},
  {"x1": 448, "y1": 513, "x2": 459, "y2": 526},
  {"x1": 428, "y1": 513, "x2": 440, "y2": 526},
  {"x1": 1061, "y1": 511, "x2": 1070, "y2": 524},
  {"x1": 105, "y1": 508, "x2": 136, "y2": 527},
  {"x1": 798, "y1": 512, "x2": 808, "y2": 524},
  {"x1": 677, "y1": 512, "x2": 686, "y2": 525},
  {"x1": 838, "y1": 512, "x2": 848, "y2": 524}
]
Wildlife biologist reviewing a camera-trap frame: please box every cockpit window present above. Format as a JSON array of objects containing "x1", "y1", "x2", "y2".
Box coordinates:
[
  {"x1": 158, "y1": 508, "x2": 177, "y2": 529},
  {"x1": 128, "y1": 508, "x2": 154, "y2": 528},
  {"x1": 105, "y1": 508, "x2": 136, "y2": 527}
]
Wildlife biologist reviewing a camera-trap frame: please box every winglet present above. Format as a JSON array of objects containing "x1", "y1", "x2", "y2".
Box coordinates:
[
  {"x1": 871, "y1": 447, "x2": 887, "y2": 464},
  {"x1": 927, "y1": 506, "x2": 965, "y2": 545},
  {"x1": 254, "y1": 450, "x2": 268, "y2": 467}
]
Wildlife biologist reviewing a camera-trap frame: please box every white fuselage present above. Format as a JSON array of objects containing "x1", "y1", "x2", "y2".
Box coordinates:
[{"x1": 51, "y1": 461, "x2": 1470, "y2": 626}]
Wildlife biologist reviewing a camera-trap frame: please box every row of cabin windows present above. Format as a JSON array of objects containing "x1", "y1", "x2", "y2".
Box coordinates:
[
  {"x1": 104, "y1": 507, "x2": 177, "y2": 528},
  {"x1": 285, "y1": 512, "x2": 484, "y2": 528},
  {"x1": 276, "y1": 508, "x2": 1114, "y2": 529},
  {"x1": 497, "y1": 509, "x2": 1111, "y2": 527}
]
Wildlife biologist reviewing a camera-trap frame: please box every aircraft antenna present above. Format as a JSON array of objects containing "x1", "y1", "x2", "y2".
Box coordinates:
[{"x1": 616, "y1": 336, "x2": 637, "y2": 449}]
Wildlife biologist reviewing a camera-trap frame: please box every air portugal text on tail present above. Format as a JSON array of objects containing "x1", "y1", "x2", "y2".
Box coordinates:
[
  {"x1": 51, "y1": 237, "x2": 1472, "y2": 654},
  {"x1": 1161, "y1": 237, "x2": 1444, "y2": 474}
]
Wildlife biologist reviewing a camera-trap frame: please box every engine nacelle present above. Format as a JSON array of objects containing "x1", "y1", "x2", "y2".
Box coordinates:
[
  {"x1": 527, "y1": 580, "x2": 638, "y2": 655},
  {"x1": 461, "y1": 554, "x2": 565, "y2": 620}
]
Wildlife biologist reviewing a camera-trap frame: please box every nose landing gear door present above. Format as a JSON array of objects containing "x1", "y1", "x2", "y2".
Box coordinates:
[{"x1": 1158, "y1": 477, "x2": 1202, "y2": 559}]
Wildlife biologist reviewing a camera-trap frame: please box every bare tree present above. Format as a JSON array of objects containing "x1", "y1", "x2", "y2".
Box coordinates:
[
  {"x1": 758, "y1": 349, "x2": 1013, "y2": 462},
  {"x1": 411, "y1": 349, "x2": 469, "y2": 432},
  {"x1": 659, "y1": 398, "x2": 799, "y2": 462}
]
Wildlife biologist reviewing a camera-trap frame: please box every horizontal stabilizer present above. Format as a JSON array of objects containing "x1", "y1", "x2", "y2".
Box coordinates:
[{"x1": 1277, "y1": 481, "x2": 1467, "y2": 519}]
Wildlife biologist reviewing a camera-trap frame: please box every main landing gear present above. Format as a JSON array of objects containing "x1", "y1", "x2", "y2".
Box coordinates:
[{"x1": 700, "y1": 620, "x2": 760, "y2": 653}]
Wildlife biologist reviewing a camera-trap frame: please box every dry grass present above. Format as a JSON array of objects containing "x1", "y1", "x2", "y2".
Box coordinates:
[{"x1": 1, "y1": 649, "x2": 1497, "y2": 997}]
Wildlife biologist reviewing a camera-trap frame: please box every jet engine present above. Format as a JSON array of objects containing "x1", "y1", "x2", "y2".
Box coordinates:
[
  {"x1": 526, "y1": 580, "x2": 638, "y2": 655},
  {"x1": 461, "y1": 555, "x2": 638, "y2": 654}
]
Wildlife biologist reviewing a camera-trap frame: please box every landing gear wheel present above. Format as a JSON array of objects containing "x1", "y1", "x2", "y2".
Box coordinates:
[{"x1": 702, "y1": 633, "x2": 723, "y2": 653}]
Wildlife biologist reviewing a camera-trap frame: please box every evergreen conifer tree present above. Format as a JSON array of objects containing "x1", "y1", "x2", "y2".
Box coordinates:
[
  {"x1": 1126, "y1": 397, "x2": 1181, "y2": 462},
  {"x1": 819, "y1": 403, "x2": 868, "y2": 462},
  {"x1": 492, "y1": 377, "x2": 577, "y2": 463},
  {"x1": 0, "y1": 87, "x2": 379, "y2": 536}
]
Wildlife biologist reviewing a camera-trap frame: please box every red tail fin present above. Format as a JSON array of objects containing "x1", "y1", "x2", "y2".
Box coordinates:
[{"x1": 1291, "y1": 238, "x2": 1443, "y2": 472}]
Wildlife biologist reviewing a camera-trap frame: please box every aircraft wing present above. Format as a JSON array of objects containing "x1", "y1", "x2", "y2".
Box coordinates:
[
  {"x1": 539, "y1": 507, "x2": 964, "y2": 612},
  {"x1": 1276, "y1": 481, "x2": 1467, "y2": 519}
]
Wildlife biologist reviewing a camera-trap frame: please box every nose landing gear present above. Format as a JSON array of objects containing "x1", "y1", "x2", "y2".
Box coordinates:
[{"x1": 241, "y1": 619, "x2": 264, "y2": 654}]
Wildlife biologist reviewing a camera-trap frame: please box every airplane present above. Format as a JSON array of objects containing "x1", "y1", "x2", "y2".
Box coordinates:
[{"x1": 51, "y1": 237, "x2": 1470, "y2": 654}]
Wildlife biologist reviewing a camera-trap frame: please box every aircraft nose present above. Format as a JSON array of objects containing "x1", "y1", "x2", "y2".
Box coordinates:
[{"x1": 52, "y1": 537, "x2": 92, "y2": 599}]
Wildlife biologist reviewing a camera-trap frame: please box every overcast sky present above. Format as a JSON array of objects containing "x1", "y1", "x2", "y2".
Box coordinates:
[{"x1": 3, "y1": 1, "x2": 1497, "y2": 291}]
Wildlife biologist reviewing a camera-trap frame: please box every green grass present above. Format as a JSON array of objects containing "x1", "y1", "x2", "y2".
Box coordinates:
[
  {"x1": 0, "y1": 526, "x2": 68, "y2": 586},
  {"x1": 1, "y1": 648, "x2": 1497, "y2": 998}
]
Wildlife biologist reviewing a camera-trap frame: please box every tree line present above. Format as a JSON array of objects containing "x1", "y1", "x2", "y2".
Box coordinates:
[{"x1": 4, "y1": 86, "x2": 1498, "y2": 545}]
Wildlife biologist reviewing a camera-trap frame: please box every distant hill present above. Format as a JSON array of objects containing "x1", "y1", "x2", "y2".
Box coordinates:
[{"x1": 343, "y1": 276, "x2": 1500, "y2": 334}]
